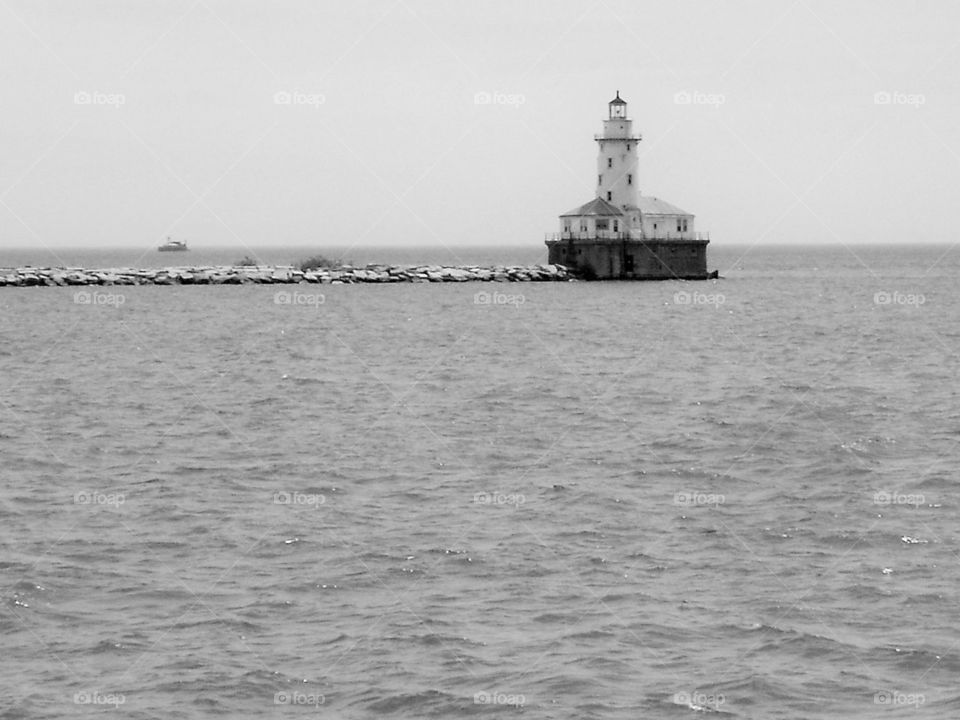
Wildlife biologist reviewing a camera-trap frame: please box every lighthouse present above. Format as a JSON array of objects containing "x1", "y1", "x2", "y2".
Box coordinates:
[
  {"x1": 597, "y1": 91, "x2": 640, "y2": 210},
  {"x1": 545, "y1": 92, "x2": 711, "y2": 280}
]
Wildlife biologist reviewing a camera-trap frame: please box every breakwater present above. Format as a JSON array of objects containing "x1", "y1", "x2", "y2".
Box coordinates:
[{"x1": 0, "y1": 263, "x2": 578, "y2": 287}]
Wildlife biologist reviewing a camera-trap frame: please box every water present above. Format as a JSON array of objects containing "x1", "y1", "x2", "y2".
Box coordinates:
[
  {"x1": 0, "y1": 244, "x2": 552, "y2": 271},
  {"x1": 1, "y1": 244, "x2": 958, "y2": 719}
]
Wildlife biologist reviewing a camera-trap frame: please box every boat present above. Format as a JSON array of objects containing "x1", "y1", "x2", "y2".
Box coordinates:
[{"x1": 158, "y1": 238, "x2": 188, "y2": 252}]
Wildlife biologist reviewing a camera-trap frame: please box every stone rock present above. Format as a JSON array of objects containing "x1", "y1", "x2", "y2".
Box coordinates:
[{"x1": 0, "y1": 261, "x2": 588, "y2": 287}]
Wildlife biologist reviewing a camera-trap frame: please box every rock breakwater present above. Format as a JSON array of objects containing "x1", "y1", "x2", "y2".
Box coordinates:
[{"x1": 0, "y1": 263, "x2": 579, "y2": 287}]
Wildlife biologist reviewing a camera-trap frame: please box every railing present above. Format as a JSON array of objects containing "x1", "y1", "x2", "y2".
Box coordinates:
[
  {"x1": 594, "y1": 134, "x2": 642, "y2": 141},
  {"x1": 544, "y1": 231, "x2": 710, "y2": 242}
]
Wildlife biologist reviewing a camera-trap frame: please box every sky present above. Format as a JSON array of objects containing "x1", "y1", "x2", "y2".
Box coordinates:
[{"x1": 1, "y1": 0, "x2": 958, "y2": 251}]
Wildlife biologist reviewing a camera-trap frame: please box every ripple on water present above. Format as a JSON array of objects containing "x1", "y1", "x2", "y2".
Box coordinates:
[{"x1": 4, "y1": 253, "x2": 960, "y2": 719}]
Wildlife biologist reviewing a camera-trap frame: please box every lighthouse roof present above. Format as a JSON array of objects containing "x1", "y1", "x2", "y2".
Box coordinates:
[
  {"x1": 635, "y1": 196, "x2": 693, "y2": 217},
  {"x1": 560, "y1": 196, "x2": 625, "y2": 217},
  {"x1": 610, "y1": 90, "x2": 626, "y2": 105}
]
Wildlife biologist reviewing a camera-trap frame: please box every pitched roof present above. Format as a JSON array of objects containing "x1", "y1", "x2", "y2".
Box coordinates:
[
  {"x1": 560, "y1": 197, "x2": 625, "y2": 217},
  {"x1": 610, "y1": 91, "x2": 626, "y2": 105},
  {"x1": 635, "y1": 196, "x2": 693, "y2": 216}
]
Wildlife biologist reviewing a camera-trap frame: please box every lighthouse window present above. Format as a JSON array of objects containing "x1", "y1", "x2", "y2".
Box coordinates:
[
  {"x1": 606, "y1": 191, "x2": 612, "y2": 201},
  {"x1": 627, "y1": 144, "x2": 630, "y2": 151},
  {"x1": 677, "y1": 220, "x2": 682, "y2": 232},
  {"x1": 627, "y1": 174, "x2": 632, "y2": 185},
  {"x1": 598, "y1": 175, "x2": 602, "y2": 185},
  {"x1": 607, "y1": 158, "x2": 612, "y2": 168}
]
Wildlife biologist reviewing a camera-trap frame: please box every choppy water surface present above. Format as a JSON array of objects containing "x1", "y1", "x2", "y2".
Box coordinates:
[{"x1": 2, "y1": 244, "x2": 959, "y2": 719}]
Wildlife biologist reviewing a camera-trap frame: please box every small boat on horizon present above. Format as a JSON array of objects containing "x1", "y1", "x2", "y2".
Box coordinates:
[{"x1": 158, "y1": 238, "x2": 188, "y2": 252}]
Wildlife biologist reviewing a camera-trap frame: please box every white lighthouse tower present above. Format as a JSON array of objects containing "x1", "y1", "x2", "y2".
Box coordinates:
[{"x1": 596, "y1": 91, "x2": 641, "y2": 211}]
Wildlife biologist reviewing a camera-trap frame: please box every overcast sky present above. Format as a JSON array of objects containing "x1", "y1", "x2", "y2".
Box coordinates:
[{"x1": 1, "y1": 0, "x2": 957, "y2": 250}]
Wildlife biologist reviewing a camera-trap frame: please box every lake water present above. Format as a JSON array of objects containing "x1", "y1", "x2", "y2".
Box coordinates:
[
  {"x1": 0, "y1": 244, "x2": 553, "y2": 271},
  {"x1": 1, "y1": 244, "x2": 958, "y2": 719}
]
